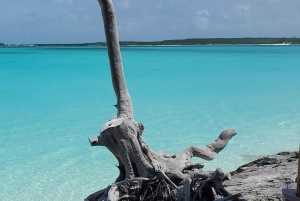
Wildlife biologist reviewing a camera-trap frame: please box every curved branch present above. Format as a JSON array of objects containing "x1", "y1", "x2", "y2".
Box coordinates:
[
  {"x1": 98, "y1": 0, "x2": 133, "y2": 119},
  {"x1": 175, "y1": 129, "x2": 237, "y2": 168}
]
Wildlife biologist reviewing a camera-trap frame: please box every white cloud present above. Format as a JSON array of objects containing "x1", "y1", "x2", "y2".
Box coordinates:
[
  {"x1": 52, "y1": 0, "x2": 73, "y2": 5},
  {"x1": 197, "y1": 9, "x2": 210, "y2": 17},
  {"x1": 119, "y1": 0, "x2": 130, "y2": 10},
  {"x1": 219, "y1": 12, "x2": 228, "y2": 20},
  {"x1": 195, "y1": 10, "x2": 209, "y2": 30},
  {"x1": 235, "y1": 4, "x2": 251, "y2": 17}
]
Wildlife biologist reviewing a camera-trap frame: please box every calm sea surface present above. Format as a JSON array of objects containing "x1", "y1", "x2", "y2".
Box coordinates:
[{"x1": 0, "y1": 45, "x2": 300, "y2": 200}]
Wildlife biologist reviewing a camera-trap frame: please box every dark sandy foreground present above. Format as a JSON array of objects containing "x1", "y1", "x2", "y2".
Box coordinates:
[{"x1": 223, "y1": 151, "x2": 299, "y2": 201}]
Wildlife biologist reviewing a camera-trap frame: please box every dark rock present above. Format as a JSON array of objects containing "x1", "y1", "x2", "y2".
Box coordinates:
[
  {"x1": 262, "y1": 155, "x2": 283, "y2": 165},
  {"x1": 224, "y1": 151, "x2": 298, "y2": 201}
]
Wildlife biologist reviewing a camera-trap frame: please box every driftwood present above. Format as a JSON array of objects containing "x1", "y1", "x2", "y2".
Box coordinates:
[{"x1": 86, "y1": 0, "x2": 239, "y2": 200}]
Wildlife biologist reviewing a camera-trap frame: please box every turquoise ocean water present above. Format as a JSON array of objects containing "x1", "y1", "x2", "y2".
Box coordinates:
[{"x1": 0, "y1": 45, "x2": 300, "y2": 200}]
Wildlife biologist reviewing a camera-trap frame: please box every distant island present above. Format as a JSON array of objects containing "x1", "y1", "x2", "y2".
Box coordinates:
[{"x1": 2, "y1": 37, "x2": 300, "y2": 47}]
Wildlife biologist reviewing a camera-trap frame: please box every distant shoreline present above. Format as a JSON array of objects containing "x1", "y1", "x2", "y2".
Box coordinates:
[{"x1": 1, "y1": 37, "x2": 300, "y2": 47}]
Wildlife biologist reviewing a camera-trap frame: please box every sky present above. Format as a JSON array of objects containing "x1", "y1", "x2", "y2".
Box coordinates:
[{"x1": 1, "y1": 0, "x2": 300, "y2": 44}]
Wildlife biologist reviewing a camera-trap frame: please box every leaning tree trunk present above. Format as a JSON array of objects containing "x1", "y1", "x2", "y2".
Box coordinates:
[{"x1": 86, "y1": 0, "x2": 239, "y2": 200}]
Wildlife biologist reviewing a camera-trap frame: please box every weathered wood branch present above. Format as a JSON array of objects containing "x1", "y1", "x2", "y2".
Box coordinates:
[
  {"x1": 98, "y1": 0, "x2": 133, "y2": 120},
  {"x1": 175, "y1": 129, "x2": 237, "y2": 170}
]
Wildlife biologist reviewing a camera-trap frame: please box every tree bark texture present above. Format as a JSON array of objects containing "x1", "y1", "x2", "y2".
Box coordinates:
[
  {"x1": 86, "y1": 0, "x2": 238, "y2": 200},
  {"x1": 99, "y1": 0, "x2": 133, "y2": 120}
]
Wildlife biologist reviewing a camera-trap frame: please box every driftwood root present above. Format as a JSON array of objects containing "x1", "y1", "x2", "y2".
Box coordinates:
[
  {"x1": 86, "y1": 0, "x2": 241, "y2": 200},
  {"x1": 86, "y1": 169, "x2": 242, "y2": 201}
]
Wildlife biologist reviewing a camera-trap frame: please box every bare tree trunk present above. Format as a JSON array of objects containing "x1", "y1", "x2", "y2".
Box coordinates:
[
  {"x1": 86, "y1": 0, "x2": 239, "y2": 200},
  {"x1": 99, "y1": 0, "x2": 133, "y2": 120}
]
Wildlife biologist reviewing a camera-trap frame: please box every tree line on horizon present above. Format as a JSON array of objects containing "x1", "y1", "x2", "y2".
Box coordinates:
[
  {"x1": 34, "y1": 37, "x2": 300, "y2": 46},
  {"x1": 1, "y1": 37, "x2": 300, "y2": 46}
]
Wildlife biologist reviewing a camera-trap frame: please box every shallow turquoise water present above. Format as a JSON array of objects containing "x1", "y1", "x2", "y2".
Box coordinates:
[{"x1": 0, "y1": 45, "x2": 300, "y2": 200}]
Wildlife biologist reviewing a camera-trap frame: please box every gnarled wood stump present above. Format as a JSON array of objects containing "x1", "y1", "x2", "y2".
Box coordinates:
[{"x1": 86, "y1": 1, "x2": 239, "y2": 200}]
